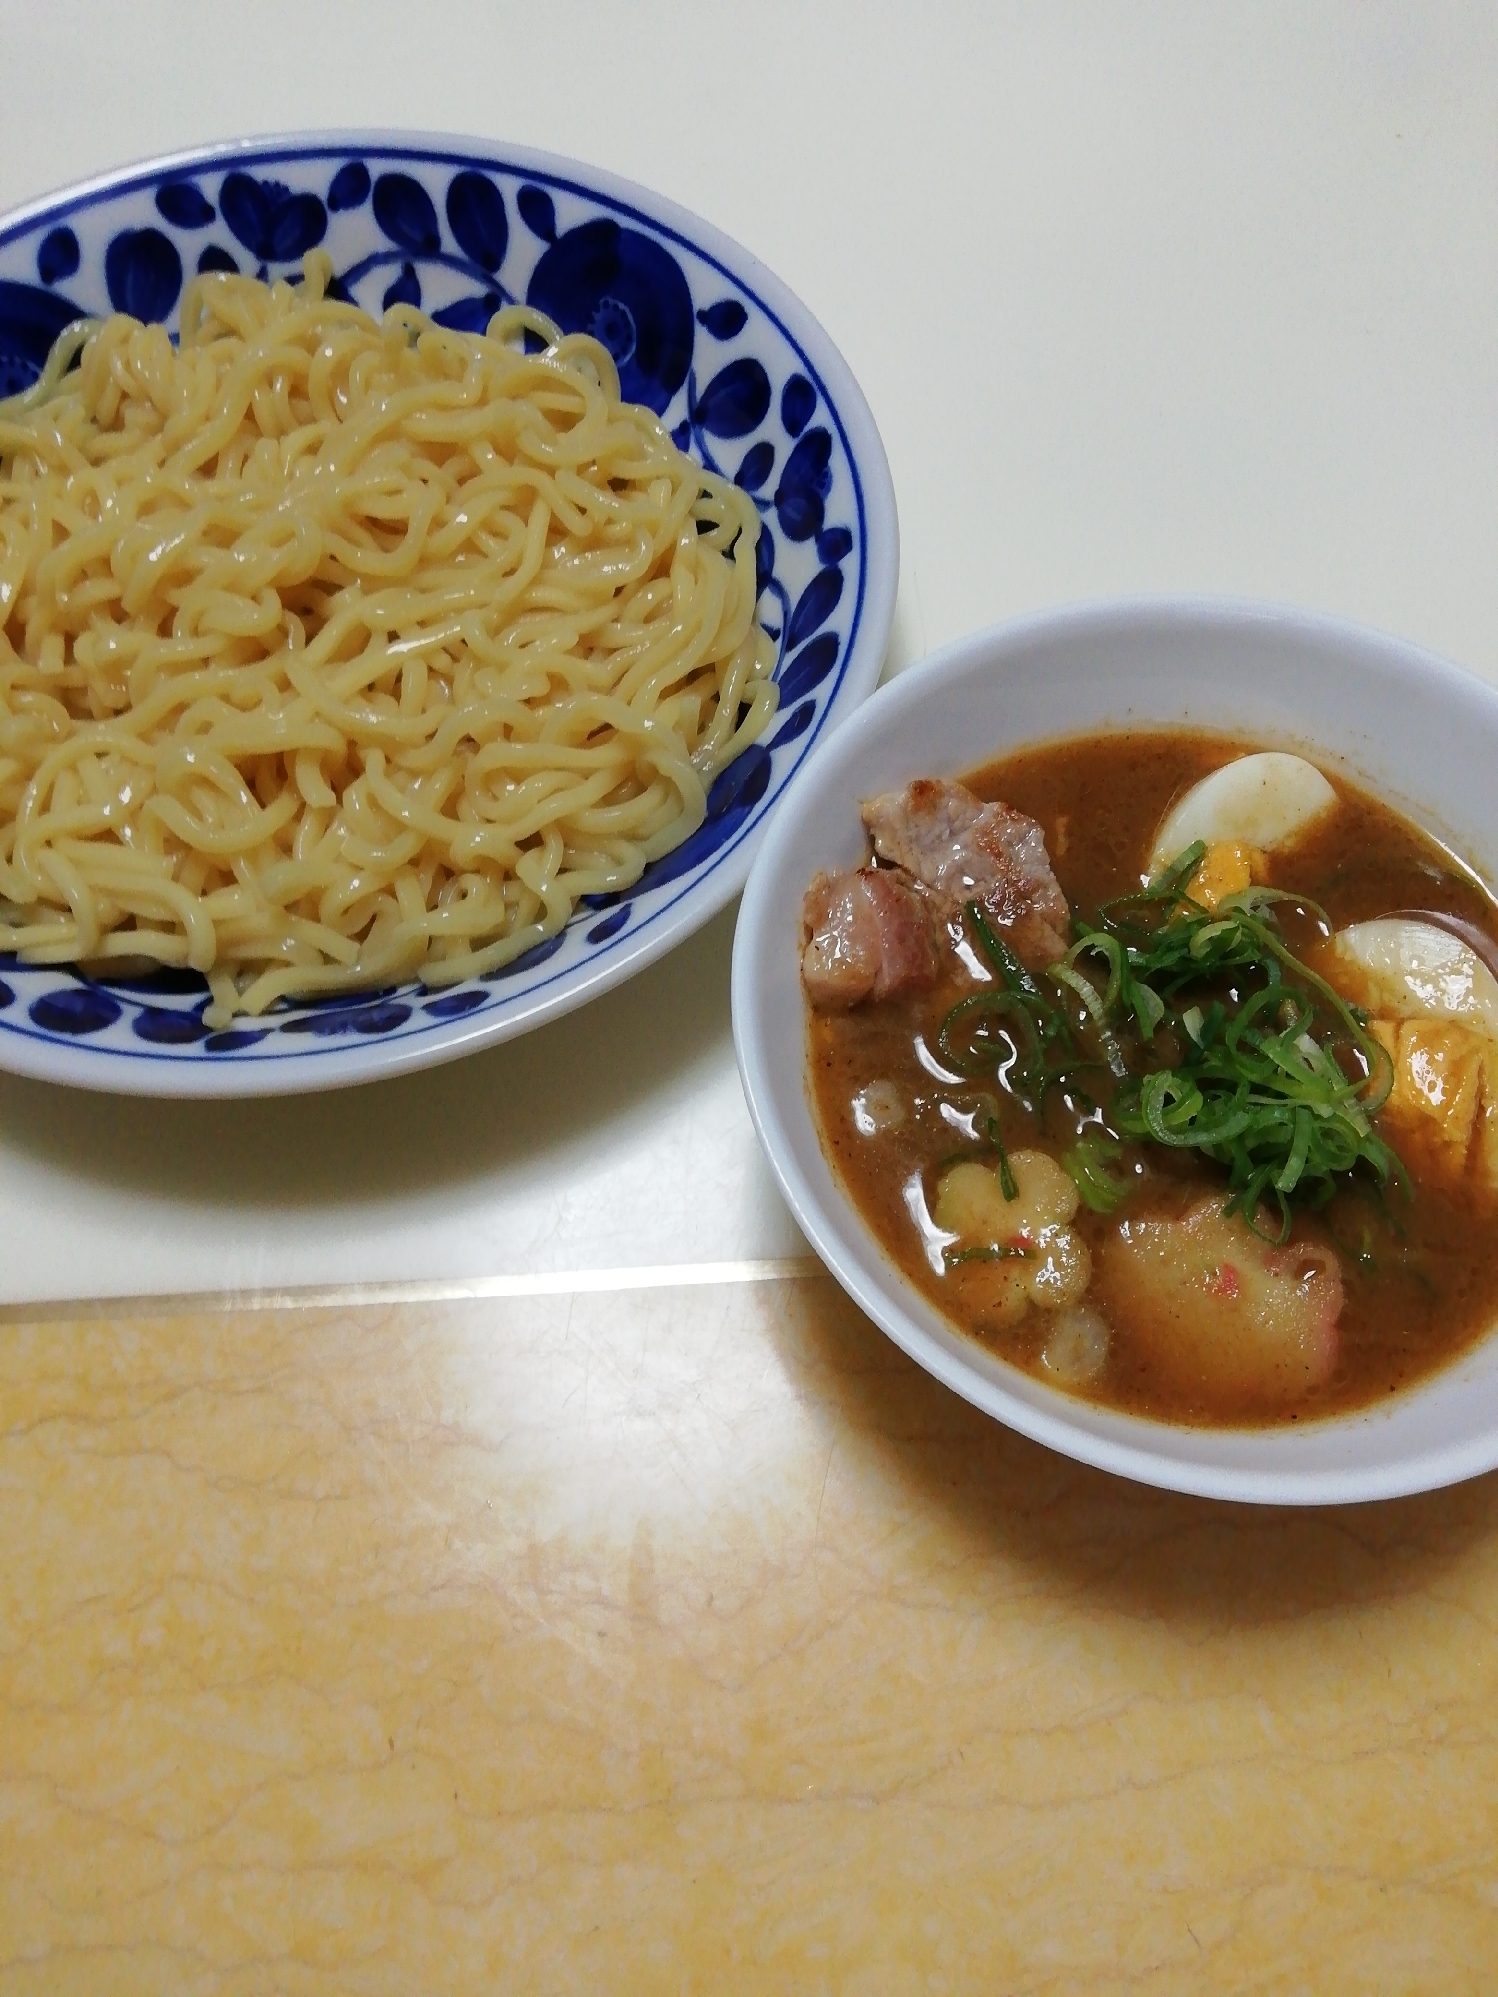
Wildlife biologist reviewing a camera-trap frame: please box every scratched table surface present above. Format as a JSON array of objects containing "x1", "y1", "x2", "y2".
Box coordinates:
[{"x1": 3, "y1": 4, "x2": 1497, "y2": 1990}]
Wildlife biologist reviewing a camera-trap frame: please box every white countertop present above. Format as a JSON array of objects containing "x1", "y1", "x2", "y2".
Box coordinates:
[{"x1": 1, "y1": 0, "x2": 1493, "y2": 1303}]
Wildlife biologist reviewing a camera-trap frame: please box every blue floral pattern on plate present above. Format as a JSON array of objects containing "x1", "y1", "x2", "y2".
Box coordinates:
[{"x1": 0, "y1": 134, "x2": 897, "y2": 1095}]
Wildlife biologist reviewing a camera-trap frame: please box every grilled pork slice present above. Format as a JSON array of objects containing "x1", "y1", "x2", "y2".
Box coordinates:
[
  {"x1": 801, "y1": 867, "x2": 939, "y2": 1010},
  {"x1": 861, "y1": 778, "x2": 1071, "y2": 969}
]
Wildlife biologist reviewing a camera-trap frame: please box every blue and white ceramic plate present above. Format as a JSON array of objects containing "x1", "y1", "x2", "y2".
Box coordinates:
[{"x1": 0, "y1": 131, "x2": 897, "y2": 1096}]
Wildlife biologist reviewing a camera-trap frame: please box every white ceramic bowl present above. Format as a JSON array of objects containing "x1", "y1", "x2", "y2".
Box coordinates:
[{"x1": 732, "y1": 598, "x2": 1498, "y2": 1504}]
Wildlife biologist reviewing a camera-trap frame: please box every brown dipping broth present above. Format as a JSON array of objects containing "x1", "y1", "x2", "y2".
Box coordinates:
[{"x1": 808, "y1": 732, "x2": 1498, "y2": 1427}]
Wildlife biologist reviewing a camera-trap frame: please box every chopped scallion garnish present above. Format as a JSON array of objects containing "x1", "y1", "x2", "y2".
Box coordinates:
[
  {"x1": 934, "y1": 870, "x2": 1404, "y2": 1243},
  {"x1": 1066, "y1": 864, "x2": 1404, "y2": 1240}
]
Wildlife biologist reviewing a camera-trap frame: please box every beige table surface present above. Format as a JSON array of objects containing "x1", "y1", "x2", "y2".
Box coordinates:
[
  {"x1": 3, "y1": 3, "x2": 1497, "y2": 1989},
  {"x1": 7, "y1": 1274, "x2": 1498, "y2": 1991}
]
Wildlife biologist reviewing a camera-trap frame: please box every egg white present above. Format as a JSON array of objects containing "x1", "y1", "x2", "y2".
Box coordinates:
[
  {"x1": 1332, "y1": 917, "x2": 1498, "y2": 1036},
  {"x1": 1148, "y1": 752, "x2": 1338, "y2": 877}
]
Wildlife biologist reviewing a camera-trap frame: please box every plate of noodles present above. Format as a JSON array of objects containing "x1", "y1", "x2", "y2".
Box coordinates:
[{"x1": 0, "y1": 131, "x2": 896, "y2": 1094}]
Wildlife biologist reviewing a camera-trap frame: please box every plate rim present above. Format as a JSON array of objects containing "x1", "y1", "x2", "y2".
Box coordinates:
[{"x1": 0, "y1": 127, "x2": 900, "y2": 1097}]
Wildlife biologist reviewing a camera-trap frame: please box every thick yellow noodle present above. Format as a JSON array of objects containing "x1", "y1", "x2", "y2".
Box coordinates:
[{"x1": 0, "y1": 252, "x2": 776, "y2": 1024}]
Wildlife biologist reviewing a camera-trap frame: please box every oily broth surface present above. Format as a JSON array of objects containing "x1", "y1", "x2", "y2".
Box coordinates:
[{"x1": 807, "y1": 730, "x2": 1498, "y2": 1427}]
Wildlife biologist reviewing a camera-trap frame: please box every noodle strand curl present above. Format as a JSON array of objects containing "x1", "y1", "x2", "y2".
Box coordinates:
[{"x1": 0, "y1": 253, "x2": 776, "y2": 1023}]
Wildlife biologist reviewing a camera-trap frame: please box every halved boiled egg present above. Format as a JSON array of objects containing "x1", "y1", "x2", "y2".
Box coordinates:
[
  {"x1": 1331, "y1": 918, "x2": 1498, "y2": 1037},
  {"x1": 1333, "y1": 919, "x2": 1498, "y2": 1189},
  {"x1": 1147, "y1": 752, "x2": 1338, "y2": 879}
]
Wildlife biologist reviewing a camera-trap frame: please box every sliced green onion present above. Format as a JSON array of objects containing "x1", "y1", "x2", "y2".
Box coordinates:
[
  {"x1": 943, "y1": 1243, "x2": 1030, "y2": 1267},
  {"x1": 935, "y1": 991, "x2": 1039, "y2": 1079},
  {"x1": 965, "y1": 901, "x2": 1043, "y2": 998},
  {"x1": 1276, "y1": 1106, "x2": 1314, "y2": 1193},
  {"x1": 1131, "y1": 980, "x2": 1166, "y2": 1038},
  {"x1": 986, "y1": 1114, "x2": 1019, "y2": 1200},
  {"x1": 1062, "y1": 1130, "x2": 1132, "y2": 1214},
  {"x1": 1146, "y1": 841, "x2": 1208, "y2": 895}
]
